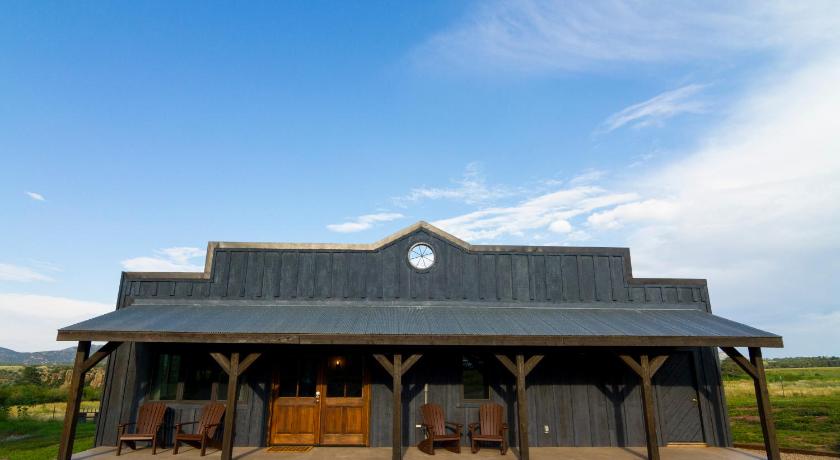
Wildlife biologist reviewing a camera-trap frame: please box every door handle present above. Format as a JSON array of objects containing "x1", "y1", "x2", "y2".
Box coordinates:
[
  {"x1": 315, "y1": 391, "x2": 321, "y2": 404},
  {"x1": 691, "y1": 397, "x2": 698, "y2": 405}
]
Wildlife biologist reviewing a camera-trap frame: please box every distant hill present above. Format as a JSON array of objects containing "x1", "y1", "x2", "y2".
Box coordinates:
[{"x1": 0, "y1": 345, "x2": 102, "y2": 365}]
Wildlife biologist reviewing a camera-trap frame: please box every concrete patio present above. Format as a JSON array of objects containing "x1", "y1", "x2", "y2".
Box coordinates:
[{"x1": 73, "y1": 446, "x2": 769, "y2": 460}]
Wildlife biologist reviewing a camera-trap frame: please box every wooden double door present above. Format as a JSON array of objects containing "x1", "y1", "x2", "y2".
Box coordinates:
[{"x1": 269, "y1": 354, "x2": 369, "y2": 446}]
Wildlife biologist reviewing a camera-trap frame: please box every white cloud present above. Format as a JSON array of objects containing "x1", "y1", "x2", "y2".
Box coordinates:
[
  {"x1": 122, "y1": 246, "x2": 205, "y2": 272},
  {"x1": 601, "y1": 85, "x2": 707, "y2": 132},
  {"x1": 587, "y1": 199, "x2": 679, "y2": 230},
  {"x1": 433, "y1": 186, "x2": 638, "y2": 241},
  {"x1": 416, "y1": 1, "x2": 840, "y2": 74},
  {"x1": 0, "y1": 293, "x2": 113, "y2": 351},
  {"x1": 25, "y1": 191, "x2": 45, "y2": 201},
  {"x1": 394, "y1": 162, "x2": 516, "y2": 206},
  {"x1": 0, "y1": 263, "x2": 53, "y2": 282},
  {"x1": 326, "y1": 213, "x2": 404, "y2": 233}
]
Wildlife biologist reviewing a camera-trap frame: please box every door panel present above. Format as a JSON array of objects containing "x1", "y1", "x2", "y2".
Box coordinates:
[
  {"x1": 320, "y1": 355, "x2": 368, "y2": 445},
  {"x1": 654, "y1": 351, "x2": 705, "y2": 443},
  {"x1": 321, "y1": 398, "x2": 367, "y2": 445},
  {"x1": 270, "y1": 358, "x2": 321, "y2": 445},
  {"x1": 270, "y1": 354, "x2": 369, "y2": 446}
]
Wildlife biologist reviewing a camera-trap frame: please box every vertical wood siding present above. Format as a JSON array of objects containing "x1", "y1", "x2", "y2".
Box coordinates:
[{"x1": 120, "y1": 230, "x2": 708, "y2": 309}]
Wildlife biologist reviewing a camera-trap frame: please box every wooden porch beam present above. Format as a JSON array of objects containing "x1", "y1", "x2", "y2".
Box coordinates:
[
  {"x1": 237, "y1": 352, "x2": 262, "y2": 375},
  {"x1": 618, "y1": 354, "x2": 644, "y2": 378},
  {"x1": 401, "y1": 354, "x2": 422, "y2": 376},
  {"x1": 720, "y1": 347, "x2": 758, "y2": 380},
  {"x1": 523, "y1": 354, "x2": 544, "y2": 377},
  {"x1": 373, "y1": 353, "x2": 394, "y2": 377},
  {"x1": 649, "y1": 355, "x2": 669, "y2": 377},
  {"x1": 81, "y1": 341, "x2": 122, "y2": 373},
  {"x1": 210, "y1": 352, "x2": 232, "y2": 375},
  {"x1": 494, "y1": 354, "x2": 517, "y2": 376},
  {"x1": 749, "y1": 347, "x2": 780, "y2": 460},
  {"x1": 57, "y1": 341, "x2": 91, "y2": 460}
]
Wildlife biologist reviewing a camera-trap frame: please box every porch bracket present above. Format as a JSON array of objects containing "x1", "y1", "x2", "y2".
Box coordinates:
[
  {"x1": 618, "y1": 352, "x2": 669, "y2": 460},
  {"x1": 494, "y1": 353, "x2": 544, "y2": 460},
  {"x1": 57, "y1": 341, "x2": 122, "y2": 460},
  {"x1": 720, "y1": 347, "x2": 780, "y2": 460},
  {"x1": 210, "y1": 351, "x2": 262, "y2": 460},
  {"x1": 372, "y1": 353, "x2": 423, "y2": 460}
]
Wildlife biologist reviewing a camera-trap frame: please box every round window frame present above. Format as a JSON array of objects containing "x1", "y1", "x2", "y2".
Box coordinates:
[{"x1": 406, "y1": 242, "x2": 436, "y2": 272}]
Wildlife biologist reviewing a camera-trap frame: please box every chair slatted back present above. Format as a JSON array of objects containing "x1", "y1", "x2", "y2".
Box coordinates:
[
  {"x1": 198, "y1": 402, "x2": 226, "y2": 438},
  {"x1": 420, "y1": 404, "x2": 446, "y2": 436},
  {"x1": 136, "y1": 402, "x2": 167, "y2": 435},
  {"x1": 480, "y1": 403, "x2": 503, "y2": 436}
]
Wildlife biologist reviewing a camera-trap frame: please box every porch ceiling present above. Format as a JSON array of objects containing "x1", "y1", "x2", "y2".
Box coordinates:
[{"x1": 56, "y1": 300, "x2": 782, "y2": 347}]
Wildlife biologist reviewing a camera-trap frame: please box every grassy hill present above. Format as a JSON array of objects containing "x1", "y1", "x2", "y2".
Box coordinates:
[{"x1": 0, "y1": 346, "x2": 102, "y2": 366}]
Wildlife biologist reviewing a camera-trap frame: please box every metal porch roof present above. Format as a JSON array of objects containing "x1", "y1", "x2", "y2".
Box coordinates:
[{"x1": 57, "y1": 301, "x2": 782, "y2": 348}]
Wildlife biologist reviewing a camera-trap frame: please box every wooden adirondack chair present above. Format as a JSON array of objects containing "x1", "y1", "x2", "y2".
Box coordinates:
[
  {"x1": 173, "y1": 402, "x2": 225, "y2": 456},
  {"x1": 468, "y1": 403, "x2": 508, "y2": 454},
  {"x1": 418, "y1": 403, "x2": 462, "y2": 455},
  {"x1": 116, "y1": 402, "x2": 167, "y2": 455}
]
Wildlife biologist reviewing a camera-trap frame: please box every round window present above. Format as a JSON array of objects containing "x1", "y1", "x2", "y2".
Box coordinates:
[{"x1": 407, "y1": 243, "x2": 436, "y2": 270}]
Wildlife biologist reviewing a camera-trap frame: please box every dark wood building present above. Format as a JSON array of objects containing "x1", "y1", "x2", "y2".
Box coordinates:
[{"x1": 57, "y1": 222, "x2": 783, "y2": 460}]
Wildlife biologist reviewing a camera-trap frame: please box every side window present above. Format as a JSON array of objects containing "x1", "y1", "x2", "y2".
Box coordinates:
[
  {"x1": 462, "y1": 354, "x2": 490, "y2": 400},
  {"x1": 149, "y1": 351, "x2": 245, "y2": 401},
  {"x1": 150, "y1": 353, "x2": 180, "y2": 400}
]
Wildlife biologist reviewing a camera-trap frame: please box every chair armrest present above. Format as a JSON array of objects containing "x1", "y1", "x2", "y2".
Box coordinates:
[
  {"x1": 175, "y1": 420, "x2": 198, "y2": 434},
  {"x1": 468, "y1": 423, "x2": 479, "y2": 434},
  {"x1": 200, "y1": 423, "x2": 220, "y2": 434},
  {"x1": 445, "y1": 421, "x2": 463, "y2": 435}
]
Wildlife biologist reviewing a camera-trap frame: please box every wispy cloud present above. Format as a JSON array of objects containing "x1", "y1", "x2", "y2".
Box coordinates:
[
  {"x1": 326, "y1": 213, "x2": 404, "y2": 233},
  {"x1": 416, "y1": 1, "x2": 840, "y2": 75},
  {"x1": 0, "y1": 294, "x2": 112, "y2": 351},
  {"x1": 0, "y1": 263, "x2": 53, "y2": 282},
  {"x1": 393, "y1": 162, "x2": 516, "y2": 207},
  {"x1": 25, "y1": 191, "x2": 45, "y2": 201},
  {"x1": 121, "y1": 247, "x2": 205, "y2": 272},
  {"x1": 433, "y1": 187, "x2": 638, "y2": 241},
  {"x1": 600, "y1": 85, "x2": 707, "y2": 132}
]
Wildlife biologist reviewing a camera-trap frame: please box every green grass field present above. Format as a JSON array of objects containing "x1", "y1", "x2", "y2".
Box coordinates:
[
  {"x1": 725, "y1": 366, "x2": 840, "y2": 452},
  {"x1": 0, "y1": 418, "x2": 95, "y2": 460}
]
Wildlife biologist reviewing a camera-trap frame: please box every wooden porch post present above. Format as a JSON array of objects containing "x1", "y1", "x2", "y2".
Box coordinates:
[
  {"x1": 392, "y1": 354, "x2": 402, "y2": 460},
  {"x1": 749, "y1": 347, "x2": 780, "y2": 460},
  {"x1": 495, "y1": 353, "x2": 543, "y2": 460},
  {"x1": 210, "y1": 351, "x2": 261, "y2": 460},
  {"x1": 721, "y1": 347, "x2": 779, "y2": 460},
  {"x1": 515, "y1": 354, "x2": 530, "y2": 460},
  {"x1": 372, "y1": 352, "x2": 422, "y2": 460},
  {"x1": 639, "y1": 355, "x2": 659, "y2": 460},
  {"x1": 618, "y1": 352, "x2": 669, "y2": 460},
  {"x1": 221, "y1": 352, "x2": 239, "y2": 460},
  {"x1": 58, "y1": 341, "x2": 122, "y2": 460},
  {"x1": 57, "y1": 341, "x2": 90, "y2": 460}
]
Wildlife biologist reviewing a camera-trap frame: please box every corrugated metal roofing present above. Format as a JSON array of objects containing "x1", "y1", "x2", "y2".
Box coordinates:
[{"x1": 57, "y1": 301, "x2": 782, "y2": 347}]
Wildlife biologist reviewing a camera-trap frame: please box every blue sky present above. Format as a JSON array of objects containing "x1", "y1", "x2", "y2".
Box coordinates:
[{"x1": 2, "y1": 1, "x2": 839, "y2": 356}]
